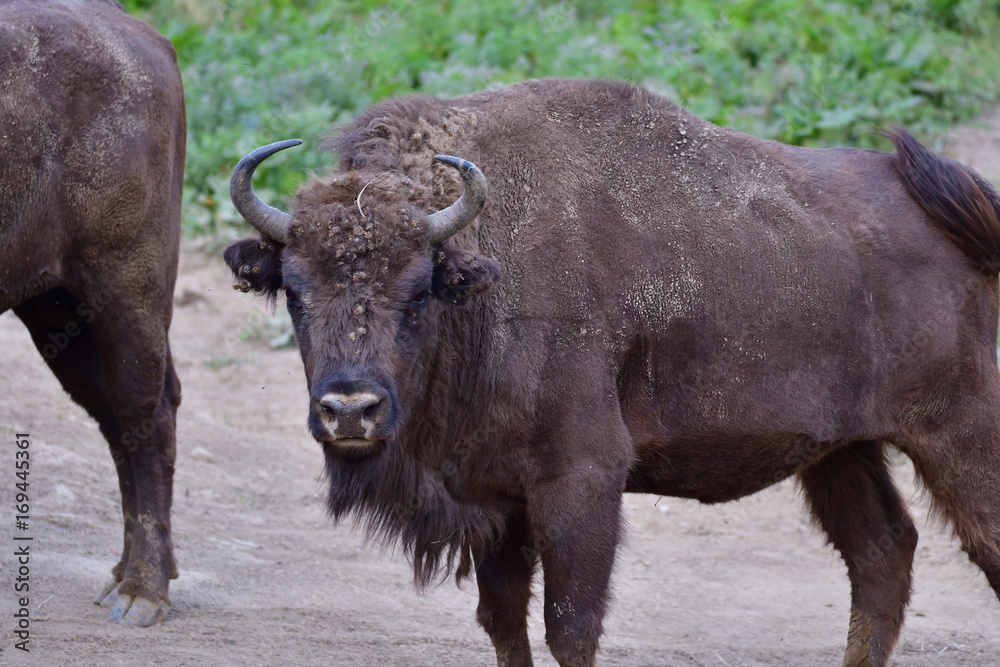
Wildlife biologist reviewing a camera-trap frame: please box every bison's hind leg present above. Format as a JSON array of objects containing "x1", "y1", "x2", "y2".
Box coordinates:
[
  {"x1": 14, "y1": 287, "x2": 180, "y2": 627},
  {"x1": 900, "y1": 400, "x2": 1000, "y2": 602},
  {"x1": 798, "y1": 440, "x2": 917, "y2": 667}
]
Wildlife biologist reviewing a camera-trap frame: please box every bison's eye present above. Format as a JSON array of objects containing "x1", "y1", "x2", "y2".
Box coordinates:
[
  {"x1": 285, "y1": 287, "x2": 303, "y2": 311},
  {"x1": 404, "y1": 291, "x2": 430, "y2": 326}
]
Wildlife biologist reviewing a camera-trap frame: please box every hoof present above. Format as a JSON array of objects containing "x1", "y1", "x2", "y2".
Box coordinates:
[
  {"x1": 95, "y1": 578, "x2": 119, "y2": 606},
  {"x1": 96, "y1": 581, "x2": 170, "y2": 626}
]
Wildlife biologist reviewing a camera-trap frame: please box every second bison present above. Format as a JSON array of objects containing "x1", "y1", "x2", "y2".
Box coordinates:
[{"x1": 1, "y1": 0, "x2": 185, "y2": 626}]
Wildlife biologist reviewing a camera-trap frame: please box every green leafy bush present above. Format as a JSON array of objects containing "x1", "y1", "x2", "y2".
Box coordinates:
[{"x1": 123, "y1": 0, "x2": 1000, "y2": 237}]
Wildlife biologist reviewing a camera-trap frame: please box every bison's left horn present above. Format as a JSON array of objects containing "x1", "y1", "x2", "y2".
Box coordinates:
[
  {"x1": 230, "y1": 139, "x2": 302, "y2": 245},
  {"x1": 427, "y1": 155, "x2": 488, "y2": 245}
]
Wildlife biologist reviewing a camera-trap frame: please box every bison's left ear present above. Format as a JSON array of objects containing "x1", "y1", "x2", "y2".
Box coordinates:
[
  {"x1": 432, "y1": 248, "x2": 502, "y2": 304},
  {"x1": 223, "y1": 238, "x2": 284, "y2": 298}
]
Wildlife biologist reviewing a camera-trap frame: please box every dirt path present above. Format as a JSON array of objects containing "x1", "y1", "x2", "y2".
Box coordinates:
[
  {"x1": 948, "y1": 106, "x2": 1000, "y2": 186},
  {"x1": 4, "y1": 114, "x2": 1000, "y2": 665}
]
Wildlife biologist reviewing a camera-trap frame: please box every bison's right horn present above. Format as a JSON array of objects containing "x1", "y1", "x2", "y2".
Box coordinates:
[
  {"x1": 427, "y1": 156, "x2": 488, "y2": 245},
  {"x1": 230, "y1": 139, "x2": 302, "y2": 245}
]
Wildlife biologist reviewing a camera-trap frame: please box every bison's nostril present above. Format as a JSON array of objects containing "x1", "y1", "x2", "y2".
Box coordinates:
[{"x1": 363, "y1": 400, "x2": 383, "y2": 421}]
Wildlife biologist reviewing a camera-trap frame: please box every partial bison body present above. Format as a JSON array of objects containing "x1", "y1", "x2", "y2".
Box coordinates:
[
  {"x1": 225, "y1": 79, "x2": 1000, "y2": 665},
  {"x1": 1, "y1": 0, "x2": 184, "y2": 626}
]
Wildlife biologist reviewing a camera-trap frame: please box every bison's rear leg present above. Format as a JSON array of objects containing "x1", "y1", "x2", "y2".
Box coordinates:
[
  {"x1": 14, "y1": 288, "x2": 180, "y2": 626},
  {"x1": 475, "y1": 508, "x2": 537, "y2": 667},
  {"x1": 901, "y1": 407, "x2": 1000, "y2": 603},
  {"x1": 798, "y1": 440, "x2": 917, "y2": 667}
]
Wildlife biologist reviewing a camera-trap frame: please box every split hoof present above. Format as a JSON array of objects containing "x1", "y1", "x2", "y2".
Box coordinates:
[
  {"x1": 95, "y1": 578, "x2": 119, "y2": 606},
  {"x1": 95, "y1": 581, "x2": 170, "y2": 626}
]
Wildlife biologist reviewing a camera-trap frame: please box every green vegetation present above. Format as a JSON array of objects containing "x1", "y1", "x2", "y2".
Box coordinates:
[{"x1": 125, "y1": 0, "x2": 1000, "y2": 236}]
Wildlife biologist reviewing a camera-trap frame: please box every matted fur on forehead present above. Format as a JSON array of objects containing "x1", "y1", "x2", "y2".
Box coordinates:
[
  {"x1": 329, "y1": 98, "x2": 475, "y2": 212},
  {"x1": 286, "y1": 171, "x2": 431, "y2": 294}
]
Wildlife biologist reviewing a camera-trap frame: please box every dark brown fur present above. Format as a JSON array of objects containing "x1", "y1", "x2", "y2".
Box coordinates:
[
  {"x1": 1, "y1": 0, "x2": 185, "y2": 626},
  {"x1": 226, "y1": 79, "x2": 1000, "y2": 666}
]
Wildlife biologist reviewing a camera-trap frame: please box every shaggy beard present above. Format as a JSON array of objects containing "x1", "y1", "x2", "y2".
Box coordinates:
[{"x1": 323, "y1": 440, "x2": 504, "y2": 586}]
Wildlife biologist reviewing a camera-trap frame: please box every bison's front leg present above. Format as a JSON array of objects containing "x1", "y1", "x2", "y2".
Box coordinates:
[
  {"x1": 476, "y1": 508, "x2": 537, "y2": 667},
  {"x1": 526, "y1": 451, "x2": 628, "y2": 667}
]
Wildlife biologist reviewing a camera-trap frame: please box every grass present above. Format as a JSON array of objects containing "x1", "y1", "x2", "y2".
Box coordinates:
[{"x1": 124, "y1": 0, "x2": 1000, "y2": 237}]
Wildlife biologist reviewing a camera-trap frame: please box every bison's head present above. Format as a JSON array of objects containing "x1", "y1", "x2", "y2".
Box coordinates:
[{"x1": 223, "y1": 141, "x2": 501, "y2": 462}]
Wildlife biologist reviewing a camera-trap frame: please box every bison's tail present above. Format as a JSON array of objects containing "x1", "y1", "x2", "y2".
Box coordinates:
[{"x1": 889, "y1": 129, "x2": 1000, "y2": 273}]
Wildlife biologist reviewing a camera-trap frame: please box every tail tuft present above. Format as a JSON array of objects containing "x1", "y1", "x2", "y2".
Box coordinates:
[{"x1": 888, "y1": 129, "x2": 1000, "y2": 273}]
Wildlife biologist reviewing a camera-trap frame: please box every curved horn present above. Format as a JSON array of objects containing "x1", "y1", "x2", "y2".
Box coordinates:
[
  {"x1": 229, "y1": 139, "x2": 302, "y2": 244},
  {"x1": 427, "y1": 155, "x2": 488, "y2": 245}
]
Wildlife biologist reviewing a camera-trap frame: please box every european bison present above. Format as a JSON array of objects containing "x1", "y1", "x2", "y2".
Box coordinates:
[
  {"x1": 224, "y1": 78, "x2": 1000, "y2": 666},
  {"x1": 1, "y1": 0, "x2": 184, "y2": 626}
]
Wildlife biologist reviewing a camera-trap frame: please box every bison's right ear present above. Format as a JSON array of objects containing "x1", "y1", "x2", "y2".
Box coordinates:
[{"x1": 223, "y1": 238, "x2": 283, "y2": 298}]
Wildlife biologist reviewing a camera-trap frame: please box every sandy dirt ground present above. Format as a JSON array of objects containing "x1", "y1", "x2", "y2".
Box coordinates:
[{"x1": 3, "y1": 115, "x2": 1000, "y2": 666}]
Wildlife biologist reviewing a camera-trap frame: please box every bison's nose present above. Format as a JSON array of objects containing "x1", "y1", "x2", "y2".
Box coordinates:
[{"x1": 316, "y1": 391, "x2": 389, "y2": 440}]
